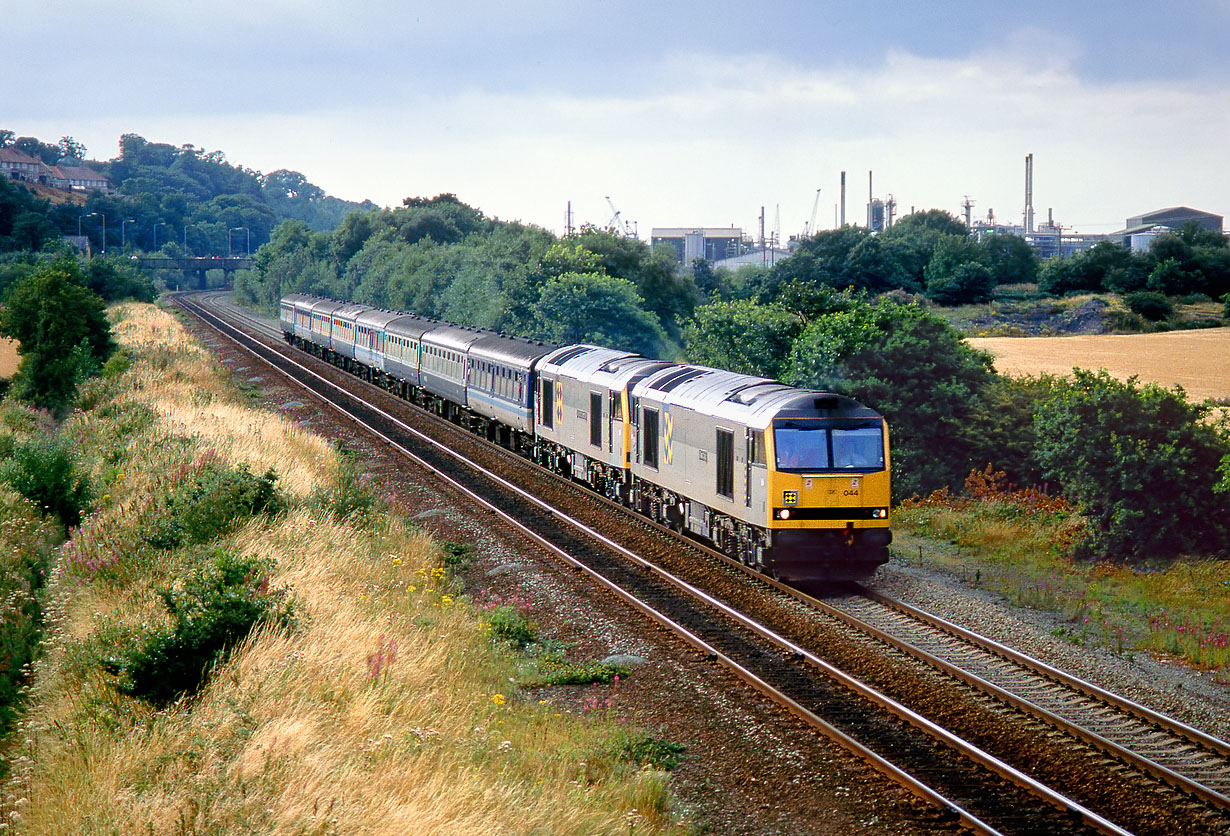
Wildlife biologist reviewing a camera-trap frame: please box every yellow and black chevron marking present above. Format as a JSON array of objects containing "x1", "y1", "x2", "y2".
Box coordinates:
[{"x1": 664, "y1": 408, "x2": 675, "y2": 466}]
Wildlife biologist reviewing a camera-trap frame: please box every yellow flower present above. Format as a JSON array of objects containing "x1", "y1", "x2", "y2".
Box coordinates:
[
  {"x1": 491, "y1": 693, "x2": 506, "y2": 706},
  {"x1": 392, "y1": 557, "x2": 402, "y2": 567},
  {"x1": 408, "y1": 585, "x2": 417, "y2": 593},
  {"x1": 441, "y1": 595, "x2": 454, "y2": 607}
]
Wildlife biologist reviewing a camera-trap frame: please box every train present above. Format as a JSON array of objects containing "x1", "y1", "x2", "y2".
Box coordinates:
[{"x1": 280, "y1": 293, "x2": 892, "y2": 582}]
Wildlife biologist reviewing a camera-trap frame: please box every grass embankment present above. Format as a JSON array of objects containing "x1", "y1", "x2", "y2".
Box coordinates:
[
  {"x1": 2, "y1": 302, "x2": 685, "y2": 834},
  {"x1": 895, "y1": 473, "x2": 1230, "y2": 680}
]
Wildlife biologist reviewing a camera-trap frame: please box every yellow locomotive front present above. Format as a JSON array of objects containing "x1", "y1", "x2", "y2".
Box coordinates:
[{"x1": 763, "y1": 402, "x2": 892, "y2": 582}]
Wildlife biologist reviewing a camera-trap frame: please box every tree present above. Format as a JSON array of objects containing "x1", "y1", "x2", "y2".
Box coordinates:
[
  {"x1": 0, "y1": 130, "x2": 13, "y2": 148},
  {"x1": 926, "y1": 261, "x2": 995, "y2": 306},
  {"x1": 786, "y1": 298, "x2": 998, "y2": 498},
  {"x1": 57, "y1": 136, "x2": 87, "y2": 162},
  {"x1": 0, "y1": 258, "x2": 115, "y2": 414},
  {"x1": 532, "y1": 272, "x2": 667, "y2": 358},
  {"x1": 1033, "y1": 370, "x2": 1230, "y2": 560},
  {"x1": 980, "y1": 233, "x2": 1038, "y2": 286},
  {"x1": 684, "y1": 300, "x2": 802, "y2": 379}
]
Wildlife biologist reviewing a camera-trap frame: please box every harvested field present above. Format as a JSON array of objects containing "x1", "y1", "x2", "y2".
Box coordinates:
[
  {"x1": 970, "y1": 327, "x2": 1230, "y2": 402},
  {"x1": 0, "y1": 339, "x2": 18, "y2": 378}
]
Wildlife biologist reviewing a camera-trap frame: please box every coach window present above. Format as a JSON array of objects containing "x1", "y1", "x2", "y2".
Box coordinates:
[
  {"x1": 541, "y1": 379, "x2": 554, "y2": 428},
  {"x1": 643, "y1": 409, "x2": 659, "y2": 469}
]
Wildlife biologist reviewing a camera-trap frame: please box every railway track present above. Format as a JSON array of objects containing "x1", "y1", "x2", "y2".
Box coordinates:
[{"x1": 175, "y1": 291, "x2": 1230, "y2": 836}]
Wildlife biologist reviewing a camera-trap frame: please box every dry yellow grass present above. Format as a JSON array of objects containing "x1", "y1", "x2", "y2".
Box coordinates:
[
  {"x1": 969, "y1": 327, "x2": 1230, "y2": 402},
  {"x1": 7, "y1": 302, "x2": 677, "y2": 834}
]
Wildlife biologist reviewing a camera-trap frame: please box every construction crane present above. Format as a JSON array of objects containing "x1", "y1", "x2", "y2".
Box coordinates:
[
  {"x1": 962, "y1": 195, "x2": 976, "y2": 229},
  {"x1": 802, "y1": 188, "x2": 821, "y2": 237},
  {"x1": 605, "y1": 196, "x2": 637, "y2": 239}
]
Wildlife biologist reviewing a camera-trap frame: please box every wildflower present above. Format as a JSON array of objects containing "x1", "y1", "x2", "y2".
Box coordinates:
[
  {"x1": 408, "y1": 585, "x2": 417, "y2": 593},
  {"x1": 441, "y1": 595, "x2": 454, "y2": 607},
  {"x1": 492, "y1": 693, "x2": 506, "y2": 706}
]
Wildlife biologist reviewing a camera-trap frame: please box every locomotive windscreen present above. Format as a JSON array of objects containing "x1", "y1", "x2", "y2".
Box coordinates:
[{"x1": 773, "y1": 420, "x2": 884, "y2": 472}]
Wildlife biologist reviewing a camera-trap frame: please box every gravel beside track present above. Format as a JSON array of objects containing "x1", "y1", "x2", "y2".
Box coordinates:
[{"x1": 175, "y1": 293, "x2": 1230, "y2": 835}]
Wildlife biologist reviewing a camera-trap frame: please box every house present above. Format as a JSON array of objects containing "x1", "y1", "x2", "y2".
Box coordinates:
[
  {"x1": 49, "y1": 164, "x2": 110, "y2": 192},
  {"x1": 0, "y1": 147, "x2": 50, "y2": 183}
]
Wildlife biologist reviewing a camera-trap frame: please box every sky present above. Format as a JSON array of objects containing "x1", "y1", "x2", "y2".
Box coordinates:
[{"x1": 5, "y1": 0, "x2": 1229, "y2": 240}]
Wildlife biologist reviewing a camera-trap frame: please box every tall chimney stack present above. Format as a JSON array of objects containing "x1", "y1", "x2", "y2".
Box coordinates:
[
  {"x1": 840, "y1": 171, "x2": 846, "y2": 227},
  {"x1": 1024, "y1": 153, "x2": 1034, "y2": 234}
]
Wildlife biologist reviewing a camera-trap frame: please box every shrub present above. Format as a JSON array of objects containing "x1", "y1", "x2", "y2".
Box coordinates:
[
  {"x1": 1222, "y1": 293, "x2": 1230, "y2": 320},
  {"x1": 523, "y1": 659, "x2": 629, "y2": 687},
  {"x1": 145, "y1": 458, "x2": 284, "y2": 549},
  {"x1": 0, "y1": 493, "x2": 60, "y2": 738},
  {"x1": 107, "y1": 549, "x2": 296, "y2": 706},
  {"x1": 611, "y1": 731, "x2": 688, "y2": 771},
  {"x1": 310, "y1": 448, "x2": 378, "y2": 523},
  {"x1": 0, "y1": 433, "x2": 93, "y2": 529},
  {"x1": 1033, "y1": 369, "x2": 1230, "y2": 560},
  {"x1": 1124, "y1": 290, "x2": 1173, "y2": 321}
]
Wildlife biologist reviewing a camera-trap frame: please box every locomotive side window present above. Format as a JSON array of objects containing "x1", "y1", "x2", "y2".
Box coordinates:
[
  {"x1": 716, "y1": 429, "x2": 734, "y2": 498},
  {"x1": 643, "y1": 409, "x2": 659, "y2": 469},
  {"x1": 589, "y1": 392, "x2": 602, "y2": 448},
  {"x1": 541, "y1": 379, "x2": 554, "y2": 428}
]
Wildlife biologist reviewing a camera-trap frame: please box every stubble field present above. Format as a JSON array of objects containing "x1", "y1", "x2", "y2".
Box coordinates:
[
  {"x1": 0, "y1": 339, "x2": 17, "y2": 378},
  {"x1": 969, "y1": 326, "x2": 1230, "y2": 402}
]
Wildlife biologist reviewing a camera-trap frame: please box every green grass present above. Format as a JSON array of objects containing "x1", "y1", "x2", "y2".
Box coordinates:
[{"x1": 895, "y1": 482, "x2": 1230, "y2": 680}]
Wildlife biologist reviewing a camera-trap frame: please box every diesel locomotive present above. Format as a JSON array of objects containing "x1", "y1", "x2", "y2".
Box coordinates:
[{"x1": 281, "y1": 293, "x2": 892, "y2": 582}]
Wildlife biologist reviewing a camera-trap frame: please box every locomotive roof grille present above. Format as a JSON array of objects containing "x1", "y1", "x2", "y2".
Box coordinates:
[
  {"x1": 650, "y1": 367, "x2": 708, "y2": 393},
  {"x1": 550, "y1": 346, "x2": 593, "y2": 365}
]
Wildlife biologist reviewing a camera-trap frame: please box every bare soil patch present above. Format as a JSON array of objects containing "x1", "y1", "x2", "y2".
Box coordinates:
[{"x1": 970, "y1": 327, "x2": 1230, "y2": 402}]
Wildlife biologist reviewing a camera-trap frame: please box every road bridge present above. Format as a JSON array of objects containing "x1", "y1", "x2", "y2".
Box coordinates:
[{"x1": 133, "y1": 256, "x2": 253, "y2": 289}]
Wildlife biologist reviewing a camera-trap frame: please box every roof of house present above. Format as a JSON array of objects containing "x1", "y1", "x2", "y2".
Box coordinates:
[
  {"x1": 51, "y1": 164, "x2": 109, "y2": 184},
  {"x1": 0, "y1": 147, "x2": 44, "y2": 165}
]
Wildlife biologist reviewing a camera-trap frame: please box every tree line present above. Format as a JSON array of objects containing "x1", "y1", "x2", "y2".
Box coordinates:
[
  {"x1": 236, "y1": 196, "x2": 1230, "y2": 561},
  {"x1": 0, "y1": 130, "x2": 370, "y2": 258}
]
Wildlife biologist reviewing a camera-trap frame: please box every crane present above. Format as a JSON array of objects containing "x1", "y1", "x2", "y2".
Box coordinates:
[
  {"x1": 605, "y1": 196, "x2": 637, "y2": 239},
  {"x1": 802, "y1": 188, "x2": 821, "y2": 237}
]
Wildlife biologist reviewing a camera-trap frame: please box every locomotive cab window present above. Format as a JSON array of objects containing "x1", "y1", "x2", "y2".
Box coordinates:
[{"x1": 773, "y1": 420, "x2": 883, "y2": 472}]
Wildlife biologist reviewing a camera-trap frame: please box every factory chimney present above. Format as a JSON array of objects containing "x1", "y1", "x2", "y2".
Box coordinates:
[
  {"x1": 867, "y1": 170, "x2": 873, "y2": 228},
  {"x1": 840, "y1": 171, "x2": 846, "y2": 227},
  {"x1": 1024, "y1": 153, "x2": 1034, "y2": 234}
]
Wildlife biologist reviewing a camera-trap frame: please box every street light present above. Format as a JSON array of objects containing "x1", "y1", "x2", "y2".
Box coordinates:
[
  {"x1": 229, "y1": 227, "x2": 250, "y2": 256},
  {"x1": 78, "y1": 212, "x2": 101, "y2": 255},
  {"x1": 153, "y1": 221, "x2": 168, "y2": 251},
  {"x1": 121, "y1": 218, "x2": 136, "y2": 250}
]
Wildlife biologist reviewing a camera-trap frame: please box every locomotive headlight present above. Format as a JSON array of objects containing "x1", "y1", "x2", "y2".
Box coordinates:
[
  {"x1": 871, "y1": 508, "x2": 888, "y2": 519},
  {"x1": 778, "y1": 508, "x2": 791, "y2": 520}
]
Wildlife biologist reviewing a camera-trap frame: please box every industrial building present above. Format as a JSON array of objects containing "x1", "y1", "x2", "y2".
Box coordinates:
[
  {"x1": 650, "y1": 227, "x2": 746, "y2": 264},
  {"x1": 1108, "y1": 207, "x2": 1225, "y2": 251}
]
